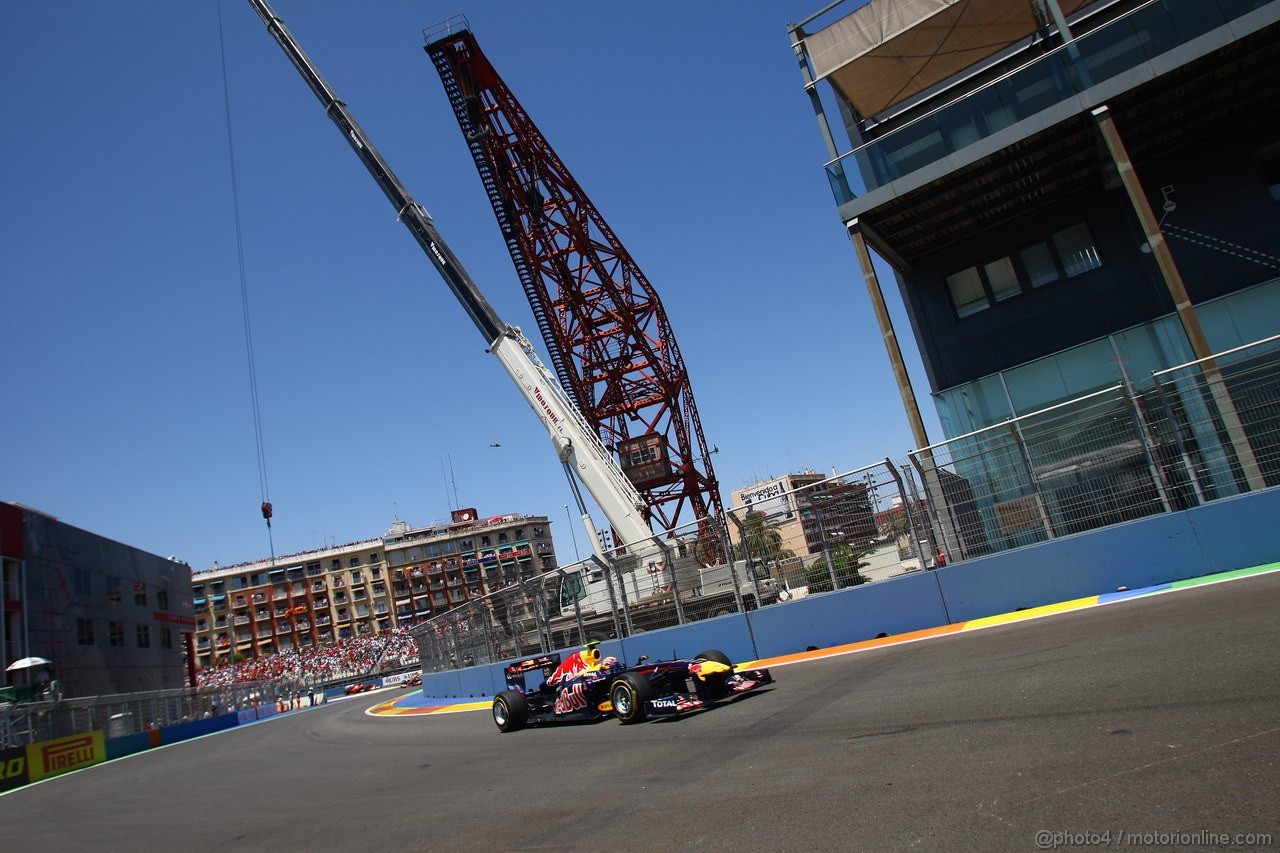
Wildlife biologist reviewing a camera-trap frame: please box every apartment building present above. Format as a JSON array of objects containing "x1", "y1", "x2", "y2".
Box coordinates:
[{"x1": 189, "y1": 510, "x2": 556, "y2": 669}]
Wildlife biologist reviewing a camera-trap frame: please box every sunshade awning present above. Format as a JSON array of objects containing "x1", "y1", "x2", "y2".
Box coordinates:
[{"x1": 804, "y1": 0, "x2": 1093, "y2": 117}]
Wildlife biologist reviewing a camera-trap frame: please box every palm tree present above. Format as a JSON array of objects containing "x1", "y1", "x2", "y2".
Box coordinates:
[{"x1": 732, "y1": 511, "x2": 794, "y2": 565}]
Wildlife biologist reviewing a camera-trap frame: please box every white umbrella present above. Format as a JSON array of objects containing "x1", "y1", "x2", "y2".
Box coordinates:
[{"x1": 6, "y1": 656, "x2": 51, "y2": 671}]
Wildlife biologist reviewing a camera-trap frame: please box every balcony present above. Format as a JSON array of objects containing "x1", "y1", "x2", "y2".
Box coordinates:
[
  {"x1": 314, "y1": 598, "x2": 329, "y2": 609},
  {"x1": 233, "y1": 615, "x2": 250, "y2": 626},
  {"x1": 335, "y1": 612, "x2": 352, "y2": 623},
  {"x1": 255, "y1": 610, "x2": 270, "y2": 621},
  {"x1": 316, "y1": 615, "x2": 331, "y2": 626},
  {"x1": 311, "y1": 581, "x2": 326, "y2": 592},
  {"x1": 235, "y1": 635, "x2": 253, "y2": 646},
  {"x1": 252, "y1": 593, "x2": 267, "y2": 604},
  {"x1": 819, "y1": 0, "x2": 1270, "y2": 207},
  {"x1": 257, "y1": 627, "x2": 273, "y2": 638},
  {"x1": 196, "y1": 638, "x2": 211, "y2": 649},
  {"x1": 273, "y1": 590, "x2": 288, "y2": 600}
]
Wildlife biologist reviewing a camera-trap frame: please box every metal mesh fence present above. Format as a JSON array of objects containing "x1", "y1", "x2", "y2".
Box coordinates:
[
  {"x1": 0, "y1": 680, "x2": 290, "y2": 749},
  {"x1": 912, "y1": 335, "x2": 1280, "y2": 562},
  {"x1": 412, "y1": 335, "x2": 1280, "y2": 674}
]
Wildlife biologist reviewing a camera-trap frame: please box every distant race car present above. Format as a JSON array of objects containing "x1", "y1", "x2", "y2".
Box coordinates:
[
  {"x1": 344, "y1": 681, "x2": 376, "y2": 695},
  {"x1": 400, "y1": 673, "x2": 422, "y2": 688},
  {"x1": 492, "y1": 642, "x2": 773, "y2": 732}
]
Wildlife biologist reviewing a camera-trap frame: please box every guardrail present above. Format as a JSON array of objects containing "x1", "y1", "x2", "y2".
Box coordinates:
[{"x1": 0, "y1": 681, "x2": 287, "y2": 749}]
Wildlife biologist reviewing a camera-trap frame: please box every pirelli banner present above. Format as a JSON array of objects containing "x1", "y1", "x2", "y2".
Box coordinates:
[{"x1": 21, "y1": 731, "x2": 106, "y2": 785}]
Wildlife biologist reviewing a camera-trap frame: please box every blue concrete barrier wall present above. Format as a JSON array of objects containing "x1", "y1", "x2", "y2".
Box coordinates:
[
  {"x1": 1186, "y1": 488, "x2": 1280, "y2": 572},
  {"x1": 747, "y1": 569, "x2": 952, "y2": 659},
  {"x1": 160, "y1": 713, "x2": 238, "y2": 745},
  {"x1": 613, "y1": 612, "x2": 756, "y2": 667},
  {"x1": 934, "y1": 486, "x2": 1280, "y2": 623},
  {"x1": 105, "y1": 731, "x2": 155, "y2": 760}
]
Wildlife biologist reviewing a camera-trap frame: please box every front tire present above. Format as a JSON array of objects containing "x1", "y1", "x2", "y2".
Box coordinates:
[
  {"x1": 694, "y1": 649, "x2": 734, "y2": 696},
  {"x1": 493, "y1": 689, "x2": 528, "y2": 733},
  {"x1": 610, "y1": 673, "x2": 655, "y2": 724}
]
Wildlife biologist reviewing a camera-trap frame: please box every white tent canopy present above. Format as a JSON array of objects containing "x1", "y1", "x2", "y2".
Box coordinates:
[{"x1": 804, "y1": 0, "x2": 1093, "y2": 118}]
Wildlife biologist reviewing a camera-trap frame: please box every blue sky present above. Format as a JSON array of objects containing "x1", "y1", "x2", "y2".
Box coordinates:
[{"x1": 1, "y1": 0, "x2": 940, "y2": 571}]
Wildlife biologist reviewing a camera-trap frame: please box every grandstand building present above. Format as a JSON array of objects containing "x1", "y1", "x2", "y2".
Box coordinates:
[
  {"x1": 189, "y1": 511, "x2": 556, "y2": 671},
  {"x1": 790, "y1": 0, "x2": 1280, "y2": 439}
]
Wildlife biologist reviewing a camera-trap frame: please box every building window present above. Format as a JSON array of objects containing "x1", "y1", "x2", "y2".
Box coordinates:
[
  {"x1": 946, "y1": 266, "x2": 988, "y2": 317},
  {"x1": 137, "y1": 624, "x2": 151, "y2": 648},
  {"x1": 946, "y1": 222, "x2": 1101, "y2": 318},
  {"x1": 984, "y1": 256, "x2": 1020, "y2": 302},
  {"x1": 107, "y1": 576, "x2": 122, "y2": 603},
  {"x1": 74, "y1": 568, "x2": 92, "y2": 597},
  {"x1": 1052, "y1": 223, "x2": 1102, "y2": 278},
  {"x1": 1019, "y1": 242, "x2": 1060, "y2": 288},
  {"x1": 109, "y1": 622, "x2": 125, "y2": 647},
  {"x1": 77, "y1": 618, "x2": 95, "y2": 646},
  {"x1": 157, "y1": 589, "x2": 169, "y2": 611},
  {"x1": 133, "y1": 582, "x2": 147, "y2": 607},
  {"x1": 533, "y1": 527, "x2": 545, "y2": 537},
  {"x1": 161, "y1": 628, "x2": 174, "y2": 649},
  {"x1": 498, "y1": 532, "x2": 509, "y2": 544}
]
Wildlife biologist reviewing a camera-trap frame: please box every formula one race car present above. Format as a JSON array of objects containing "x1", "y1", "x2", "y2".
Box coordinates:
[
  {"x1": 344, "y1": 681, "x2": 377, "y2": 695},
  {"x1": 491, "y1": 642, "x2": 773, "y2": 732}
]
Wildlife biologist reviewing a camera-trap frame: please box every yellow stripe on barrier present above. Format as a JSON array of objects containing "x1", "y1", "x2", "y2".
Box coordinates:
[{"x1": 962, "y1": 595, "x2": 1100, "y2": 631}]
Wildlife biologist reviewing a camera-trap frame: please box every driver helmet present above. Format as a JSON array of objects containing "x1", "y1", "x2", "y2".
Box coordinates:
[{"x1": 601, "y1": 656, "x2": 621, "y2": 674}]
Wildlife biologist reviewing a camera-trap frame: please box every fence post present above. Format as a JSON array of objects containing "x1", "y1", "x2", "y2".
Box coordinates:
[
  {"x1": 1151, "y1": 373, "x2": 1206, "y2": 505},
  {"x1": 885, "y1": 459, "x2": 934, "y2": 569},
  {"x1": 1007, "y1": 421, "x2": 1057, "y2": 541},
  {"x1": 1120, "y1": 376, "x2": 1173, "y2": 513}
]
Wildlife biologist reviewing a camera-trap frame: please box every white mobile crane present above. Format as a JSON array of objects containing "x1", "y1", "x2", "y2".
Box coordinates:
[{"x1": 246, "y1": 1, "x2": 662, "y2": 576}]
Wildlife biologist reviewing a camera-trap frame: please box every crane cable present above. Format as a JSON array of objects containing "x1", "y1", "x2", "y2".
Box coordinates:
[{"x1": 217, "y1": 0, "x2": 275, "y2": 564}]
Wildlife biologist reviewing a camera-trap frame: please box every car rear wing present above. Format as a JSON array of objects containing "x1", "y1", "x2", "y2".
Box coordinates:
[{"x1": 503, "y1": 654, "x2": 562, "y2": 693}]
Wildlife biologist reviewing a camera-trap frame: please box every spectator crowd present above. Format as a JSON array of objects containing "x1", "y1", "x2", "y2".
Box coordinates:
[{"x1": 196, "y1": 628, "x2": 419, "y2": 688}]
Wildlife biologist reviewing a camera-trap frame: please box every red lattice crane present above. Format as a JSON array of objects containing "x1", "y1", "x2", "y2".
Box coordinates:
[{"x1": 425, "y1": 24, "x2": 723, "y2": 536}]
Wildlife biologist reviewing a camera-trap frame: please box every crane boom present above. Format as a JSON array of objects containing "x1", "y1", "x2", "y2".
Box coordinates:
[{"x1": 245, "y1": 0, "x2": 654, "y2": 553}]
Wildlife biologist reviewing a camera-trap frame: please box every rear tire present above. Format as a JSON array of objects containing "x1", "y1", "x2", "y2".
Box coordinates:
[
  {"x1": 493, "y1": 689, "x2": 528, "y2": 733},
  {"x1": 610, "y1": 673, "x2": 655, "y2": 724}
]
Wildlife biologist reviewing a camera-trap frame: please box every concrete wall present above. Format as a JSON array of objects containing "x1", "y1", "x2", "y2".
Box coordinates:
[{"x1": 414, "y1": 487, "x2": 1280, "y2": 700}]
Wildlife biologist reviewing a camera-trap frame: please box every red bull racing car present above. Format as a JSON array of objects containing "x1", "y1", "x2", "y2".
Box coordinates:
[{"x1": 491, "y1": 642, "x2": 773, "y2": 732}]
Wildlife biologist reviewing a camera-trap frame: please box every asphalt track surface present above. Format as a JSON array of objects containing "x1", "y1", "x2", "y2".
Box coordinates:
[{"x1": 6, "y1": 572, "x2": 1280, "y2": 852}]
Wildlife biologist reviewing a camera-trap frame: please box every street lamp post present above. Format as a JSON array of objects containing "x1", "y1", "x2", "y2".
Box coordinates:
[{"x1": 563, "y1": 504, "x2": 581, "y2": 562}]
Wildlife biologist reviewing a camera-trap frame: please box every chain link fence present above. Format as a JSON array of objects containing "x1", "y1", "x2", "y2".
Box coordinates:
[{"x1": 0, "y1": 680, "x2": 291, "y2": 749}]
